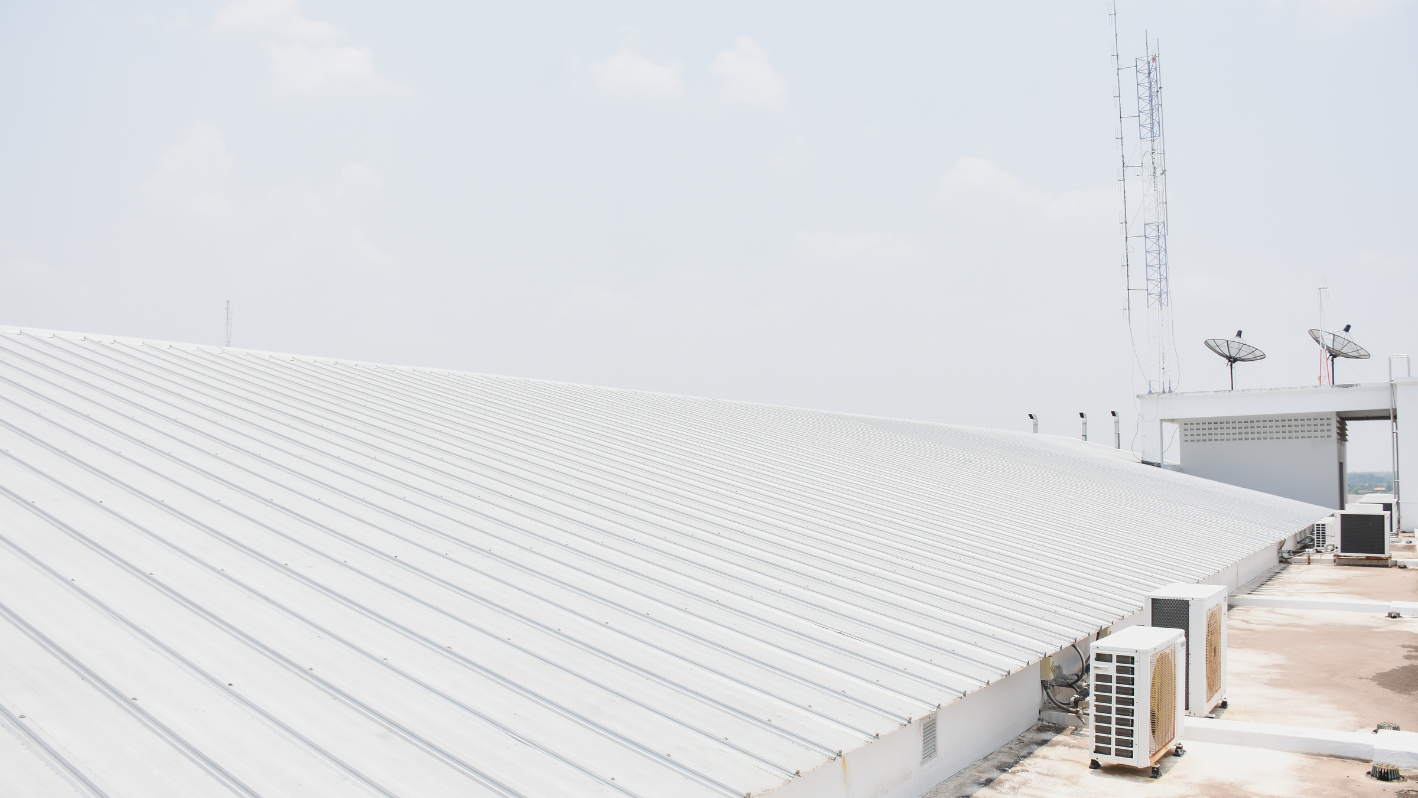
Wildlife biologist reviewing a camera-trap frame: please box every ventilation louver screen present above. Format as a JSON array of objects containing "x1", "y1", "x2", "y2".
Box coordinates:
[
  {"x1": 1181, "y1": 415, "x2": 1333, "y2": 443},
  {"x1": 1150, "y1": 648, "x2": 1176, "y2": 756},
  {"x1": 921, "y1": 713, "x2": 937, "y2": 763},
  {"x1": 1341, "y1": 514, "x2": 1386, "y2": 555},
  {"x1": 1205, "y1": 604, "x2": 1223, "y2": 702},
  {"x1": 1150, "y1": 597, "x2": 1189, "y2": 709}
]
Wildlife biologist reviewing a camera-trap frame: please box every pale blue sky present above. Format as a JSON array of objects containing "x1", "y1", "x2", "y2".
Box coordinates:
[{"x1": 1, "y1": 0, "x2": 1414, "y2": 467}]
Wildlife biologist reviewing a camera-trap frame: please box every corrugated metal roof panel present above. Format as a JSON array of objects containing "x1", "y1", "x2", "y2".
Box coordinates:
[{"x1": 0, "y1": 327, "x2": 1327, "y2": 797}]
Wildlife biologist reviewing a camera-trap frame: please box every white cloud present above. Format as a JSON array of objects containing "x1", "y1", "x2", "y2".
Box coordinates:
[
  {"x1": 1290, "y1": 0, "x2": 1412, "y2": 33},
  {"x1": 939, "y1": 156, "x2": 1112, "y2": 225},
  {"x1": 165, "y1": 10, "x2": 192, "y2": 32},
  {"x1": 594, "y1": 50, "x2": 682, "y2": 98},
  {"x1": 340, "y1": 162, "x2": 382, "y2": 190},
  {"x1": 263, "y1": 164, "x2": 394, "y2": 274},
  {"x1": 219, "y1": 0, "x2": 382, "y2": 92},
  {"x1": 711, "y1": 38, "x2": 786, "y2": 105},
  {"x1": 941, "y1": 156, "x2": 1040, "y2": 204},
  {"x1": 268, "y1": 42, "x2": 376, "y2": 92},
  {"x1": 796, "y1": 230, "x2": 918, "y2": 263},
  {"x1": 144, "y1": 123, "x2": 239, "y2": 225},
  {"x1": 217, "y1": 0, "x2": 340, "y2": 41},
  {"x1": 556, "y1": 285, "x2": 645, "y2": 320}
]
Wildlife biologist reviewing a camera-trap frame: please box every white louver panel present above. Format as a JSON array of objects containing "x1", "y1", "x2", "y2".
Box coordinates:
[{"x1": 921, "y1": 712, "x2": 938, "y2": 763}]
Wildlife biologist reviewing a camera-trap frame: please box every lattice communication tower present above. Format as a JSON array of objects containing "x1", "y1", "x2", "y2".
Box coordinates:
[
  {"x1": 1113, "y1": 5, "x2": 1175, "y2": 397},
  {"x1": 1137, "y1": 44, "x2": 1170, "y2": 394}
]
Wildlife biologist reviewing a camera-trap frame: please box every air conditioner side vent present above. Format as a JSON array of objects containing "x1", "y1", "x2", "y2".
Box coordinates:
[
  {"x1": 1205, "y1": 604, "x2": 1224, "y2": 702},
  {"x1": 1149, "y1": 597, "x2": 1190, "y2": 709}
]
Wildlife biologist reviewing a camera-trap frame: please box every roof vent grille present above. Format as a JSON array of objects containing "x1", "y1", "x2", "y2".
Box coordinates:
[{"x1": 921, "y1": 712, "x2": 938, "y2": 763}]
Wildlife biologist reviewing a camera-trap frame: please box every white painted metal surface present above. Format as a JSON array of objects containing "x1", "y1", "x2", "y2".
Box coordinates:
[{"x1": 0, "y1": 326, "x2": 1330, "y2": 798}]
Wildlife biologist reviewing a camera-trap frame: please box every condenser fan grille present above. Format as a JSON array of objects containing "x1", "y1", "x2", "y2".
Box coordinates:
[
  {"x1": 1206, "y1": 604, "x2": 1223, "y2": 702},
  {"x1": 1150, "y1": 647, "x2": 1177, "y2": 756}
]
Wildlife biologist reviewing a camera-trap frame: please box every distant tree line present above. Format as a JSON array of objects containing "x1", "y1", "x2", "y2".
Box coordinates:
[{"x1": 1348, "y1": 471, "x2": 1393, "y2": 494}]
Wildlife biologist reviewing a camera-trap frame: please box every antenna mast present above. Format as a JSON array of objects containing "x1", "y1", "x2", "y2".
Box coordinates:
[
  {"x1": 1111, "y1": 3, "x2": 1138, "y2": 383},
  {"x1": 225, "y1": 301, "x2": 233, "y2": 348},
  {"x1": 1317, "y1": 279, "x2": 1330, "y2": 384}
]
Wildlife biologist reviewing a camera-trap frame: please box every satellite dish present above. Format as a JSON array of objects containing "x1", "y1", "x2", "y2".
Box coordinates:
[
  {"x1": 1309, "y1": 325, "x2": 1370, "y2": 384},
  {"x1": 1204, "y1": 330, "x2": 1266, "y2": 389}
]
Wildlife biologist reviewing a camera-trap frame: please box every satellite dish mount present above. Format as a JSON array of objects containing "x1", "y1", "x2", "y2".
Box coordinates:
[
  {"x1": 1308, "y1": 325, "x2": 1370, "y2": 385},
  {"x1": 1204, "y1": 330, "x2": 1266, "y2": 390}
]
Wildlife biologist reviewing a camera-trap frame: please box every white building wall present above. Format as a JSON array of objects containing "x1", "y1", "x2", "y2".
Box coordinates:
[
  {"x1": 1150, "y1": 379, "x2": 1418, "y2": 531},
  {"x1": 1176, "y1": 413, "x2": 1345, "y2": 510}
]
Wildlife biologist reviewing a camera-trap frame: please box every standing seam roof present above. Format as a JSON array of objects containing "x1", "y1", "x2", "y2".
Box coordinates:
[{"x1": 0, "y1": 327, "x2": 1327, "y2": 798}]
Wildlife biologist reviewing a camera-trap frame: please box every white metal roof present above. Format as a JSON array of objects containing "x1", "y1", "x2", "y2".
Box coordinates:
[{"x1": 0, "y1": 326, "x2": 1328, "y2": 798}]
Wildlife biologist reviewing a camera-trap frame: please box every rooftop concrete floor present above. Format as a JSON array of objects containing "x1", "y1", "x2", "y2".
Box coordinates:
[
  {"x1": 1222, "y1": 543, "x2": 1418, "y2": 732},
  {"x1": 1256, "y1": 538, "x2": 1417, "y2": 603},
  {"x1": 924, "y1": 724, "x2": 1412, "y2": 798},
  {"x1": 923, "y1": 536, "x2": 1418, "y2": 797}
]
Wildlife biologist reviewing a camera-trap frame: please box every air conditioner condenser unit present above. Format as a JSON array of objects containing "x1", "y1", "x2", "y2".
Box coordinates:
[
  {"x1": 1312, "y1": 516, "x2": 1335, "y2": 549},
  {"x1": 1089, "y1": 626, "x2": 1186, "y2": 777},
  {"x1": 1146, "y1": 583, "x2": 1228, "y2": 716},
  {"x1": 1335, "y1": 510, "x2": 1391, "y2": 557},
  {"x1": 1344, "y1": 503, "x2": 1392, "y2": 537}
]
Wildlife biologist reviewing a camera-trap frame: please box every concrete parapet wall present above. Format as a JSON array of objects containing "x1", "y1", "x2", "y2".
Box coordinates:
[
  {"x1": 1376, "y1": 729, "x2": 1418, "y2": 768},
  {"x1": 1200, "y1": 541, "x2": 1285, "y2": 595},
  {"x1": 765, "y1": 667, "x2": 1040, "y2": 798},
  {"x1": 1184, "y1": 718, "x2": 1418, "y2": 767},
  {"x1": 1182, "y1": 717, "x2": 1374, "y2": 760},
  {"x1": 1230, "y1": 595, "x2": 1418, "y2": 616}
]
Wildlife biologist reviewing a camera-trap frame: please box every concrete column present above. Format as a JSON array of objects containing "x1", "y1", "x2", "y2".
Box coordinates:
[
  {"x1": 1139, "y1": 394, "x2": 1165, "y2": 465},
  {"x1": 1395, "y1": 378, "x2": 1418, "y2": 531}
]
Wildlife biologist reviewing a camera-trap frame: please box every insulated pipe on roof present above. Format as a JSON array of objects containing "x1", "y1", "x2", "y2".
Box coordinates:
[
  {"x1": 1029, "y1": 414, "x2": 1038, "y2": 434},
  {"x1": 1112, "y1": 410, "x2": 1120, "y2": 449},
  {"x1": 1080, "y1": 412, "x2": 1087, "y2": 442}
]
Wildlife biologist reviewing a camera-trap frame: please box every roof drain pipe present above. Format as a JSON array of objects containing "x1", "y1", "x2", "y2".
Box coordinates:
[
  {"x1": 1080, "y1": 413, "x2": 1088, "y2": 442},
  {"x1": 1112, "y1": 410, "x2": 1120, "y2": 449},
  {"x1": 1029, "y1": 414, "x2": 1038, "y2": 434}
]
